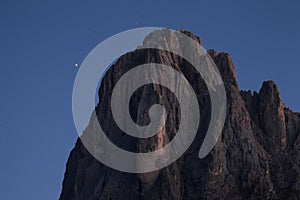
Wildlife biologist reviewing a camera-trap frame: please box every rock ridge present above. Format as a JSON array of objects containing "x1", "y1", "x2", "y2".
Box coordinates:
[{"x1": 60, "y1": 30, "x2": 300, "y2": 200}]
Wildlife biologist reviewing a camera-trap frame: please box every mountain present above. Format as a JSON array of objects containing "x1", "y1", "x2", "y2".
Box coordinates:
[{"x1": 59, "y1": 30, "x2": 300, "y2": 200}]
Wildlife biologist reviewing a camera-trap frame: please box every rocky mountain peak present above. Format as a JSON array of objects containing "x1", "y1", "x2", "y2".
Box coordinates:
[
  {"x1": 207, "y1": 49, "x2": 239, "y2": 89},
  {"x1": 60, "y1": 30, "x2": 300, "y2": 200},
  {"x1": 259, "y1": 80, "x2": 283, "y2": 104}
]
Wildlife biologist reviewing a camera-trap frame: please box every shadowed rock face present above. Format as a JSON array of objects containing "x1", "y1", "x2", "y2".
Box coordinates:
[{"x1": 60, "y1": 30, "x2": 300, "y2": 200}]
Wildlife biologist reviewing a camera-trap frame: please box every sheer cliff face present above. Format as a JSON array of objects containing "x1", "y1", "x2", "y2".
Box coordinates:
[{"x1": 60, "y1": 31, "x2": 300, "y2": 200}]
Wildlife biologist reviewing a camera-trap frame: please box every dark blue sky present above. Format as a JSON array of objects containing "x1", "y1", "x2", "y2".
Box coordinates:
[{"x1": 0, "y1": 0, "x2": 299, "y2": 199}]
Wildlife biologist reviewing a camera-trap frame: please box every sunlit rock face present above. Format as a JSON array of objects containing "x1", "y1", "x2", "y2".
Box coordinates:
[{"x1": 60, "y1": 30, "x2": 300, "y2": 200}]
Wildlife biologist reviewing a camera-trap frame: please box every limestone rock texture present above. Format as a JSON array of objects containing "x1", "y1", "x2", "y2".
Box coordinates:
[{"x1": 60, "y1": 30, "x2": 300, "y2": 200}]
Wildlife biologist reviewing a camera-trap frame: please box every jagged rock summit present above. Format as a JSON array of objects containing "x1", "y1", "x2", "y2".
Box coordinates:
[{"x1": 60, "y1": 30, "x2": 300, "y2": 200}]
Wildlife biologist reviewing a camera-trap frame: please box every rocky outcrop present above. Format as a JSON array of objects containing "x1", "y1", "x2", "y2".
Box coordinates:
[{"x1": 60, "y1": 30, "x2": 300, "y2": 200}]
